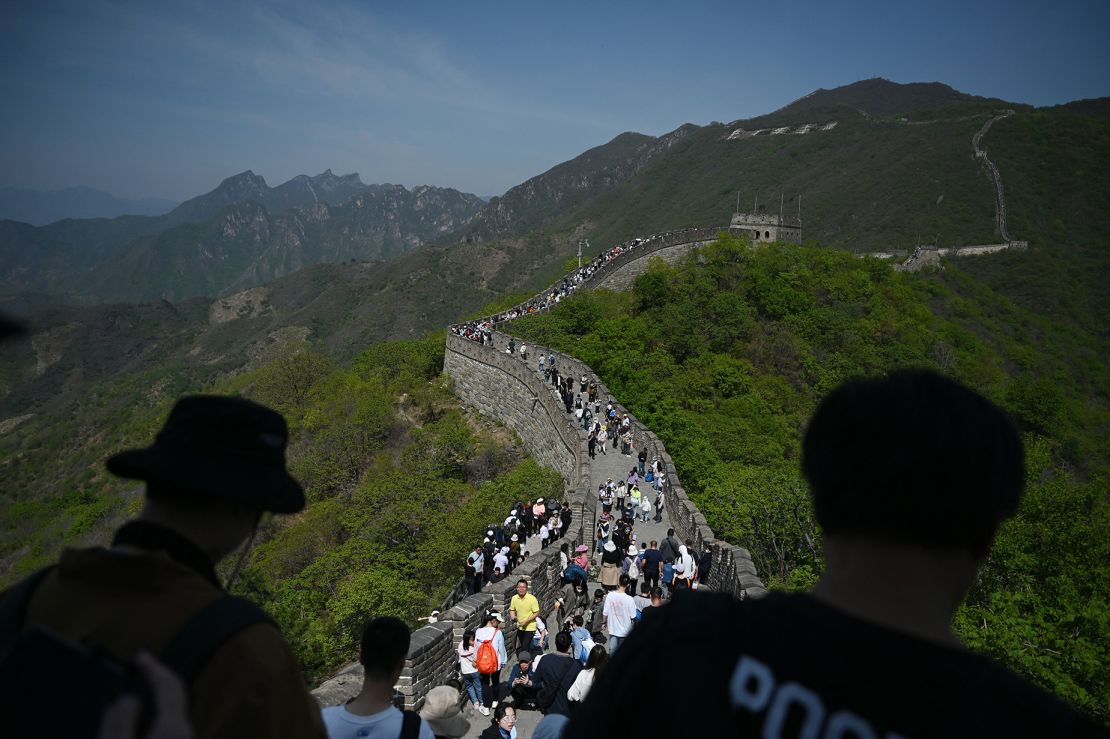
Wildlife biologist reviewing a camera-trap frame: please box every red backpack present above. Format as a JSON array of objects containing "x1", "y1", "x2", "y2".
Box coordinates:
[{"x1": 475, "y1": 637, "x2": 498, "y2": 674}]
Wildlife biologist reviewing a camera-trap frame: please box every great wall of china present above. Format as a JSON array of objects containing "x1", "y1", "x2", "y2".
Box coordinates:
[
  {"x1": 312, "y1": 229, "x2": 768, "y2": 712},
  {"x1": 311, "y1": 109, "x2": 1025, "y2": 711}
]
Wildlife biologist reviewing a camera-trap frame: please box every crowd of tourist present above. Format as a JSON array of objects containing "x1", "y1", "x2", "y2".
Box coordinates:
[
  {"x1": 3, "y1": 244, "x2": 1099, "y2": 738},
  {"x1": 448, "y1": 228, "x2": 707, "y2": 340},
  {"x1": 464, "y1": 496, "x2": 575, "y2": 594}
]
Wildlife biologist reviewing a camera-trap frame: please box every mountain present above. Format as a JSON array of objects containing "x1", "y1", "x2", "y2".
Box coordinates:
[
  {"x1": 0, "y1": 177, "x2": 484, "y2": 303},
  {"x1": 0, "y1": 186, "x2": 177, "y2": 226},
  {"x1": 78, "y1": 185, "x2": 485, "y2": 303},
  {"x1": 763, "y1": 77, "x2": 1003, "y2": 122},
  {"x1": 5, "y1": 79, "x2": 1108, "y2": 421},
  {"x1": 459, "y1": 127, "x2": 697, "y2": 241},
  {"x1": 164, "y1": 169, "x2": 371, "y2": 226}
]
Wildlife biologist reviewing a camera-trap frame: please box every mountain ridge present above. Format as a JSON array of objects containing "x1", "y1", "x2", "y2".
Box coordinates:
[{"x1": 0, "y1": 176, "x2": 485, "y2": 304}]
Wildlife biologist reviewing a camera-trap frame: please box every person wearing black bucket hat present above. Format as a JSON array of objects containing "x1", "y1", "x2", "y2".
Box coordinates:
[
  {"x1": 106, "y1": 394, "x2": 306, "y2": 514},
  {"x1": 0, "y1": 394, "x2": 326, "y2": 739}
]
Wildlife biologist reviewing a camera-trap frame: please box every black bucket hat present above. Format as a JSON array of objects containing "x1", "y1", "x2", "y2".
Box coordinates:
[{"x1": 107, "y1": 395, "x2": 305, "y2": 513}]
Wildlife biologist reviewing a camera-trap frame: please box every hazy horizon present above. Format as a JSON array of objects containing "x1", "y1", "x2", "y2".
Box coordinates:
[{"x1": 2, "y1": 0, "x2": 1107, "y2": 202}]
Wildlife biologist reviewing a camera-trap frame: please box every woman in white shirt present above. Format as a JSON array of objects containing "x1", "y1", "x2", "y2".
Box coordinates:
[
  {"x1": 457, "y1": 629, "x2": 483, "y2": 714},
  {"x1": 568, "y1": 644, "x2": 609, "y2": 703},
  {"x1": 474, "y1": 611, "x2": 508, "y2": 716}
]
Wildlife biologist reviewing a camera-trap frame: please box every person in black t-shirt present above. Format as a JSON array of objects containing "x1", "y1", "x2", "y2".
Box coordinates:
[{"x1": 568, "y1": 370, "x2": 1108, "y2": 738}]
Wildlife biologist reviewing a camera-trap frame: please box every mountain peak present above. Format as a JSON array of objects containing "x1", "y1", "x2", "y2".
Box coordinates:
[
  {"x1": 219, "y1": 170, "x2": 268, "y2": 189},
  {"x1": 768, "y1": 77, "x2": 998, "y2": 121}
]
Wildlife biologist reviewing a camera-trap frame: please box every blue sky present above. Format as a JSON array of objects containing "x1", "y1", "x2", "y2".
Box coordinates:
[{"x1": 1, "y1": 0, "x2": 1107, "y2": 201}]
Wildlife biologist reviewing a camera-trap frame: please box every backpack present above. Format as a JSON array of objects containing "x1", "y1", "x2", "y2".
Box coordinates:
[
  {"x1": 628, "y1": 557, "x2": 640, "y2": 579},
  {"x1": 0, "y1": 566, "x2": 272, "y2": 739},
  {"x1": 475, "y1": 637, "x2": 499, "y2": 674},
  {"x1": 578, "y1": 636, "x2": 596, "y2": 662}
]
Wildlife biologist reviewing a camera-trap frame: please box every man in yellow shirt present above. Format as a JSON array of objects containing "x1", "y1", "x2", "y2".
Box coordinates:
[{"x1": 509, "y1": 579, "x2": 541, "y2": 653}]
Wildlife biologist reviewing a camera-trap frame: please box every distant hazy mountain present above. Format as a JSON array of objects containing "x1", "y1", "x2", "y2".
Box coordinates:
[
  {"x1": 0, "y1": 172, "x2": 483, "y2": 303},
  {"x1": 0, "y1": 186, "x2": 177, "y2": 225},
  {"x1": 164, "y1": 169, "x2": 371, "y2": 226}
]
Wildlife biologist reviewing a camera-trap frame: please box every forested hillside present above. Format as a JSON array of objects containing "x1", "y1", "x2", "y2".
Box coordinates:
[
  {"x1": 508, "y1": 234, "x2": 1109, "y2": 720},
  {"x1": 0, "y1": 335, "x2": 562, "y2": 681}
]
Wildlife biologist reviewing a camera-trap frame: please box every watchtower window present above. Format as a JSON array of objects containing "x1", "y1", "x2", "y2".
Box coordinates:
[{"x1": 764, "y1": 231, "x2": 770, "y2": 239}]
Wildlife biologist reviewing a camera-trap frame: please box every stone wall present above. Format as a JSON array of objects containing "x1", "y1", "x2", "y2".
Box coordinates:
[
  {"x1": 590, "y1": 239, "x2": 715, "y2": 292},
  {"x1": 314, "y1": 225, "x2": 767, "y2": 711},
  {"x1": 444, "y1": 334, "x2": 587, "y2": 487}
]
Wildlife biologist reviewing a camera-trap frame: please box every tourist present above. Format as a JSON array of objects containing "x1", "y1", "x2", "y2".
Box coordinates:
[
  {"x1": 674, "y1": 543, "x2": 696, "y2": 590},
  {"x1": 568, "y1": 615, "x2": 594, "y2": 664},
  {"x1": 567, "y1": 645, "x2": 608, "y2": 705},
  {"x1": 506, "y1": 652, "x2": 539, "y2": 709},
  {"x1": 419, "y1": 686, "x2": 470, "y2": 739},
  {"x1": 623, "y1": 544, "x2": 640, "y2": 594},
  {"x1": 599, "y1": 541, "x2": 622, "y2": 590},
  {"x1": 532, "y1": 615, "x2": 549, "y2": 654},
  {"x1": 478, "y1": 704, "x2": 516, "y2": 739},
  {"x1": 321, "y1": 617, "x2": 434, "y2": 739},
  {"x1": 641, "y1": 540, "x2": 662, "y2": 591},
  {"x1": 474, "y1": 611, "x2": 507, "y2": 716},
  {"x1": 457, "y1": 630, "x2": 483, "y2": 715},
  {"x1": 1, "y1": 395, "x2": 326, "y2": 739},
  {"x1": 534, "y1": 631, "x2": 582, "y2": 717},
  {"x1": 658, "y1": 528, "x2": 681, "y2": 562},
  {"x1": 509, "y1": 580, "x2": 541, "y2": 654},
  {"x1": 602, "y1": 575, "x2": 636, "y2": 654},
  {"x1": 572, "y1": 544, "x2": 590, "y2": 570}
]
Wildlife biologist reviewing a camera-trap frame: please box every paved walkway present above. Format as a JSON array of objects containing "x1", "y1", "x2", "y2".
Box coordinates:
[{"x1": 460, "y1": 361, "x2": 672, "y2": 737}]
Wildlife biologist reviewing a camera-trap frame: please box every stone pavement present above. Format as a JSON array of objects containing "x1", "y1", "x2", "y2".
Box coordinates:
[{"x1": 459, "y1": 368, "x2": 673, "y2": 738}]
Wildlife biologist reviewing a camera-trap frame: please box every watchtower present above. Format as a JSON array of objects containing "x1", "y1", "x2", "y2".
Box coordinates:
[{"x1": 729, "y1": 193, "x2": 802, "y2": 244}]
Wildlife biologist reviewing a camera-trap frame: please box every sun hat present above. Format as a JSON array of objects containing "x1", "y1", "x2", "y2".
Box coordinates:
[
  {"x1": 575, "y1": 544, "x2": 589, "y2": 553},
  {"x1": 517, "y1": 651, "x2": 532, "y2": 663},
  {"x1": 419, "y1": 686, "x2": 470, "y2": 737},
  {"x1": 488, "y1": 610, "x2": 504, "y2": 622},
  {"x1": 627, "y1": 545, "x2": 638, "y2": 556},
  {"x1": 511, "y1": 534, "x2": 519, "y2": 542},
  {"x1": 603, "y1": 541, "x2": 616, "y2": 552},
  {"x1": 106, "y1": 395, "x2": 304, "y2": 513}
]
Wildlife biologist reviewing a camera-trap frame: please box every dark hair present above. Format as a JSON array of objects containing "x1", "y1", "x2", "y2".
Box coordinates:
[
  {"x1": 585, "y1": 644, "x2": 609, "y2": 672},
  {"x1": 555, "y1": 630, "x2": 573, "y2": 654},
  {"x1": 573, "y1": 615, "x2": 584, "y2": 627},
  {"x1": 359, "y1": 617, "x2": 410, "y2": 680},
  {"x1": 651, "y1": 587, "x2": 664, "y2": 599},
  {"x1": 618, "y1": 574, "x2": 631, "y2": 588},
  {"x1": 640, "y1": 582, "x2": 650, "y2": 595},
  {"x1": 492, "y1": 703, "x2": 515, "y2": 725},
  {"x1": 462, "y1": 629, "x2": 475, "y2": 650},
  {"x1": 667, "y1": 528, "x2": 675, "y2": 537},
  {"x1": 517, "y1": 579, "x2": 528, "y2": 588},
  {"x1": 801, "y1": 369, "x2": 1024, "y2": 557}
]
